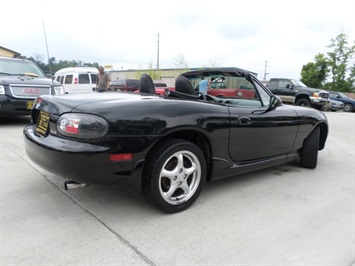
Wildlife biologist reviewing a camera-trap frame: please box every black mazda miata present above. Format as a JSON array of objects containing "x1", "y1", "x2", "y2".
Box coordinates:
[{"x1": 24, "y1": 68, "x2": 328, "y2": 213}]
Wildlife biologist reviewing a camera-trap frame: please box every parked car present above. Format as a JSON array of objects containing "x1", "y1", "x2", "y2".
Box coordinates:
[
  {"x1": 328, "y1": 91, "x2": 355, "y2": 112},
  {"x1": 323, "y1": 99, "x2": 344, "y2": 112},
  {"x1": 153, "y1": 80, "x2": 168, "y2": 95},
  {"x1": 54, "y1": 66, "x2": 98, "y2": 94},
  {"x1": 24, "y1": 68, "x2": 328, "y2": 213},
  {"x1": 153, "y1": 80, "x2": 168, "y2": 89},
  {"x1": 194, "y1": 74, "x2": 256, "y2": 99},
  {"x1": 0, "y1": 57, "x2": 65, "y2": 116},
  {"x1": 109, "y1": 79, "x2": 140, "y2": 92},
  {"x1": 109, "y1": 80, "x2": 122, "y2": 91},
  {"x1": 267, "y1": 78, "x2": 330, "y2": 110}
]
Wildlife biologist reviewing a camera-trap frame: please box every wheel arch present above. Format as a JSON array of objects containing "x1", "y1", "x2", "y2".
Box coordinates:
[
  {"x1": 145, "y1": 129, "x2": 212, "y2": 180},
  {"x1": 317, "y1": 122, "x2": 328, "y2": 150},
  {"x1": 343, "y1": 102, "x2": 354, "y2": 112},
  {"x1": 295, "y1": 93, "x2": 311, "y2": 102}
]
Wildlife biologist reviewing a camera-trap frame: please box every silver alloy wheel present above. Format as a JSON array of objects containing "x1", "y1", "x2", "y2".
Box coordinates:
[{"x1": 158, "y1": 150, "x2": 201, "y2": 205}]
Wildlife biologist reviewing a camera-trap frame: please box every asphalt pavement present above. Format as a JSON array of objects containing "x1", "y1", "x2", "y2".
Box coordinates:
[{"x1": 1, "y1": 112, "x2": 354, "y2": 265}]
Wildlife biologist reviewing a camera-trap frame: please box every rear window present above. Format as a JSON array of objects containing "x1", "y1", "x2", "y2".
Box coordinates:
[
  {"x1": 210, "y1": 78, "x2": 227, "y2": 89},
  {"x1": 127, "y1": 80, "x2": 140, "y2": 87},
  {"x1": 154, "y1": 83, "x2": 167, "y2": 87}
]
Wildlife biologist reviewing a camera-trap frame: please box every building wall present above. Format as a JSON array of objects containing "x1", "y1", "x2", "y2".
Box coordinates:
[
  {"x1": 0, "y1": 47, "x2": 21, "y2": 58},
  {"x1": 0, "y1": 48, "x2": 15, "y2": 58},
  {"x1": 109, "y1": 68, "x2": 191, "y2": 87}
]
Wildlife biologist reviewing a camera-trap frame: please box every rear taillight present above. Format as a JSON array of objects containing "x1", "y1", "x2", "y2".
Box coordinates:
[{"x1": 57, "y1": 113, "x2": 108, "y2": 139}]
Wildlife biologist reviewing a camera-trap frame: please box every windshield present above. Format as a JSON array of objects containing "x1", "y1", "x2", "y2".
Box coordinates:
[
  {"x1": 185, "y1": 73, "x2": 271, "y2": 108},
  {"x1": 0, "y1": 58, "x2": 45, "y2": 77},
  {"x1": 291, "y1": 79, "x2": 308, "y2": 87}
]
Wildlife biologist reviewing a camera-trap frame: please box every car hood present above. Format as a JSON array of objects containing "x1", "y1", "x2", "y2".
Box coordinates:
[
  {"x1": 0, "y1": 75, "x2": 61, "y2": 86},
  {"x1": 294, "y1": 86, "x2": 327, "y2": 94}
]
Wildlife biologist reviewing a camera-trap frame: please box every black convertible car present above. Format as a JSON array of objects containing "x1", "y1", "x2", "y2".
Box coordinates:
[{"x1": 24, "y1": 68, "x2": 328, "y2": 213}]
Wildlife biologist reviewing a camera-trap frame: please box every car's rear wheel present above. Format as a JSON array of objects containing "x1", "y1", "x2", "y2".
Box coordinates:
[
  {"x1": 296, "y1": 98, "x2": 311, "y2": 107},
  {"x1": 300, "y1": 127, "x2": 320, "y2": 169},
  {"x1": 143, "y1": 138, "x2": 207, "y2": 213},
  {"x1": 343, "y1": 103, "x2": 353, "y2": 112}
]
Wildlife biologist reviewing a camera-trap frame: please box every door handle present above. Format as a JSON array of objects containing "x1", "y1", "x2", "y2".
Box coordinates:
[{"x1": 238, "y1": 116, "x2": 252, "y2": 125}]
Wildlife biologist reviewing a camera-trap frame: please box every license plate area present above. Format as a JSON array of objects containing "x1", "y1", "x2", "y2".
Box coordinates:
[
  {"x1": 27, "y1": 101, "x2": 34, "y2": 110},
  {"x1": 36, "y1": 111, "x2": 50, "y2": 136}
]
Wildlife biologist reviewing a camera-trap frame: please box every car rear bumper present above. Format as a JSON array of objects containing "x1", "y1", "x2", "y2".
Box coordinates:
[{"x1": 23, "y1": 125, "x2": 143, "y2": 194}]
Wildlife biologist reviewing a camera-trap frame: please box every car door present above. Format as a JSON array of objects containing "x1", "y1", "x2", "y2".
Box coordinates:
[{"x1": 228, "y1": 80, "x2": 299, "y2": 162}]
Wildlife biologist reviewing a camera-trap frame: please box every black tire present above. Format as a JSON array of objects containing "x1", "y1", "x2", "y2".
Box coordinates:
[
  {"x1": 143, "y1": 138, "x2": 207, "y2": 213},
  {"x1": 296, "y1": 98, "x2": 311, "y2": 107},
  {"x1": 343, "y1": 103, "x2": 353, "y2": 112},
  {"x1": 300, "y1": 127, "x2": 320, "y2": 169}
]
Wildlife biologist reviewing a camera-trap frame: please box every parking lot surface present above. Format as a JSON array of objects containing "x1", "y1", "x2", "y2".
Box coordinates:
[{"x1": 1, "y1": 112, "x2": 354, "y2": 265}]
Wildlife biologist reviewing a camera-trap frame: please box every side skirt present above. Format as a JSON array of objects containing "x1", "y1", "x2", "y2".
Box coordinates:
[{"x1": 209, "y1": 153, "x2": 300, "y2": 182}]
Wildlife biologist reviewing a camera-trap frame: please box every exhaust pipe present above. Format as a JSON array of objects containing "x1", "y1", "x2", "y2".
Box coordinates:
[{"x1": 64, "y1": 180, "x2": 88, "y2": 190}]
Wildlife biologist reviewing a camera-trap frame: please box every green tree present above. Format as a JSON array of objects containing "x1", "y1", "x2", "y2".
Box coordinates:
[
  {"x1": 174, "y1": 53, "x2": 189, "y2": 75},
  {"x1": 324, "y1": 33, "x2": 355, "y2": 92},
  {"x1": 300, "y1": 53, "x2": 328, "y2": 88},
  {"x1": 300, "y1": 33, "x2": 355, "y2": 92},
  {"x1": 173, "y1": 53, "x2": 189, "y2": 68},
  {"x1": 24, "y1": 54, "x2": 100, "y2": 74},
  {"x1": 348, "y1": 63, "x2": 355, "y2": 88}
]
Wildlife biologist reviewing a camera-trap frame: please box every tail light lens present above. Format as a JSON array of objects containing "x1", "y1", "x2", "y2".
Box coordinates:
[{"x1": 57, "y1": 113, "x2": 108, "y2": 139}]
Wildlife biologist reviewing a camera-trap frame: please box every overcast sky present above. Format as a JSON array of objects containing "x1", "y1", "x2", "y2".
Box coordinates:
[{"x1": 1, "y1": 0, "x2": 354, "y2": 79}]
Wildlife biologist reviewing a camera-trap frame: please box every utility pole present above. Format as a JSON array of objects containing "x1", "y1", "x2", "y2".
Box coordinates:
[
  {"x1": 263, "y1": 60, "x2": 269, "y2": 81},
  {"x1": 156, "y1": 33, "x2": 160, "y2": 69},
  {"x1": 42, "y1": 19, "x2": 52, "y2": 75}
]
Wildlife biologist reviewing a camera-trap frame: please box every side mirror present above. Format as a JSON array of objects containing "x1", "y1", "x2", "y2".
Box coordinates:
[
  {"x1": 270, "y1": 95, "x2": 283, "y2": 109},
  {"x1": 286, "y1": 83, "x2": 293, "y2": 89},
  {"x1": 252, "y1": 95, "x2": 283, "y2": 115}
]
